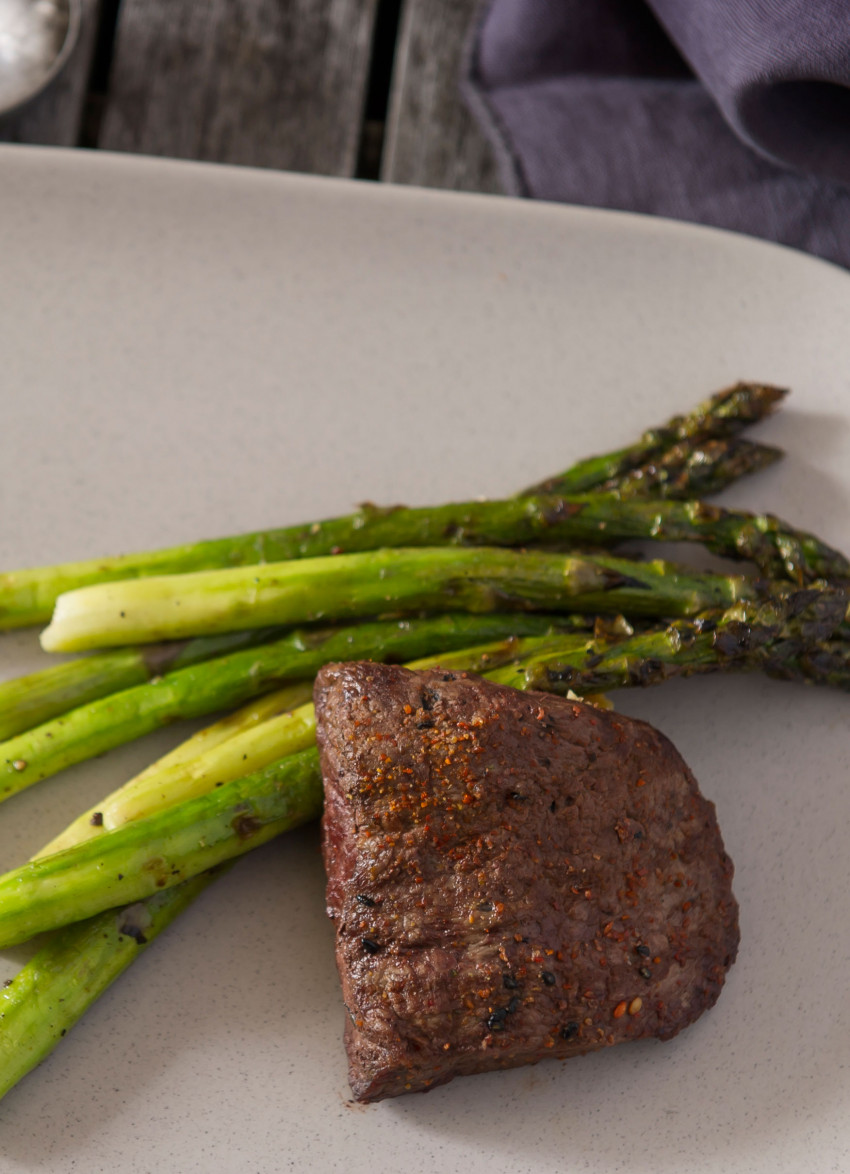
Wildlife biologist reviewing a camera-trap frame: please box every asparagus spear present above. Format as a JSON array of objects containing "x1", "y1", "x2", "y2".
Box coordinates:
[
  {"x1": 1, "y1": 681, "x2": 339, "y2": 1094},
  {"x1": 0, "y1": 628, "x2": 286, "y2": 742},
  {"x1": 599, "y1": 437, "x2": 783, "y2": 500},
  {"x1": 4, "y1": 684, "x2": 358, "y2": 1099},
  {"x1": 538, "y1": 494, "x2": 850, "y2": 583},
  {"x1": 2, "y1": 678, "x2": 332, "y2": 1099},
  {"x1": 487, "y1": 593, "x2": 850, "y2": 695},
  {"x1": 1, "y1": 613, "x2": 574, "y2": 800},
  {"x1": 0, "y1": 869, "x2": 226, "y2": 1100},
  {"x1": 39, "y1": 546, "x2": 771, "y2": 653},
  {"x1": 523, "y1": 381, "x2": 787, "y2": 495}
]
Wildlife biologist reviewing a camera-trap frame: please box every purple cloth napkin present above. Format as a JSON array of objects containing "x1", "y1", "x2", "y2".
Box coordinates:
[{"x1": 465, "y1": 0, "x2": 850, "y2": 267}]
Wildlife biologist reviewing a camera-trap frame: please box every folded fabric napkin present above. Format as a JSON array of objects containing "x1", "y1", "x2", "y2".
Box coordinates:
[{"x1": 465, "y1": 0, "x2": 850, "y2": 267}]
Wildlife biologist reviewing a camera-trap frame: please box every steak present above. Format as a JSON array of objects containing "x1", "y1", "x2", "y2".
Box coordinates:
[{"x1": 315, "y1": 662, "x2": 739, "y2": 1102}]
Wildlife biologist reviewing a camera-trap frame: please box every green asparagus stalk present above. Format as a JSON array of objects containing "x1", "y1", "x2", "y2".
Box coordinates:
[
  {"x1": 39, "y1": 546, "x2": 770, "y2": 653},
  {"x1": 1, "y1": 682, "x2": 338, "y2": 1093},
  {"x1": 523, "y1": 381, "x2": 787, "y2": 496},
  {"x1": 2, "y1": 613, "x2": 573, "y2": 800},
  {"x1": 0, "y1": 869, "x2": 226, "y2": 1100},
  {"x1": 0, "y1": 628, "x2": 286, "y2": 742},
  {"x1": 598, "y1": 436, "x2": 783, "y2": 500},
  {"x1": 524, "y1": 494, "x2": 850, "y2": 584},
  {"x1": 0, "y1": 748, "x2": 324, "y2": 947}
]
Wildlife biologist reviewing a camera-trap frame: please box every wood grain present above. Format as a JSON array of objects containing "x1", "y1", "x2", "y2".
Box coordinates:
[
  {"x1": 98, "y1": 0, "x2": 378, "y2": 175},
  {"x1": 382, "y1": 0, "x2": 503, "y2": 193},
  {"x1": 0, "y1": 0, "x2": 101, "y2": 146}
]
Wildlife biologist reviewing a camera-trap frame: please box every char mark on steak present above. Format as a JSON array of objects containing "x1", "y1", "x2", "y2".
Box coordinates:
[{"x1": 315, "y1": 662, "x2": 739, "y2": 1102}]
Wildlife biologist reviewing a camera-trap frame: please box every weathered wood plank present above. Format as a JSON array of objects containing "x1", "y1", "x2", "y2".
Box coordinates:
[
  {"x1": 99, "y1": 0, "x2": 378, "y2": 176},
  {"x1": 382, "y1": 0, "x2": 503, "y2": 193},
  {"x1": 0, "y1": 0, "x2": 101, "y2": 146}
]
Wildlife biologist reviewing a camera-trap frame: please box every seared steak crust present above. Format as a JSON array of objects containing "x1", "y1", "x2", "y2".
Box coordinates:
[{"x1": 315, "y1": 662, "x2": 739, "y2": 1102}]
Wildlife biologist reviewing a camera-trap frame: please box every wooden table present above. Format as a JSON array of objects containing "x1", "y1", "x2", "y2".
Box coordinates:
[{"x1": 0, "y1": 0, "x2": 502, "y2": 194}]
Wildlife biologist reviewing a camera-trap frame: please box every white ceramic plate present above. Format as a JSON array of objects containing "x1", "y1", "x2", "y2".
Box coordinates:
[{"x1": 0, "y1": 146, "x2": 848, "y2": 1174}]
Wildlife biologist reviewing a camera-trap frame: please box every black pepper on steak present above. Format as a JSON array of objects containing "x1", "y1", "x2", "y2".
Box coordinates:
[{"x1": 315, "y1": 662, "x2": 739, "y2": 1103}]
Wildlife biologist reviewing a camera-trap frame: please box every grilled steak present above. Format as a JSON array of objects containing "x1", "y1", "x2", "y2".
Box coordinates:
[{"x1": 315, "y1": 662, "x2": 739, "y2": 1102}]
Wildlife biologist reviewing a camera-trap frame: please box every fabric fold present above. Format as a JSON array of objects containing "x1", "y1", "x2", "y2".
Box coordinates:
[
  {"x1": 649, "y1": 0, "x2": 850, "y2": 183},
  {"x1": 465, "y1": 0, "x2": 850, "y2": 267}
]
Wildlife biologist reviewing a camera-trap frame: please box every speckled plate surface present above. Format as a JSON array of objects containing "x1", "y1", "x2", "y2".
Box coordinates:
[{"x1": 0, "y1": 144, "x2": 848, "y2": 1174}]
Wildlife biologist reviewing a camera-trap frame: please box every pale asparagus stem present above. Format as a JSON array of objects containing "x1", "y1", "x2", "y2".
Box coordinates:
[
  {"x1": 36, "y1": 705, "x2": 318, "y2": 855},
  {"x1": 128, "y1": 681, "x2": 315, "y2": 779},
  {"x1": 37, "y1": 681, "x2": 316, "y2": 856},
  {"x1": 99, "y1": 700, "x2": 318, "y2": 830},
  {"x1": 39, "y1": 546, "x2": 761, "y2": 653}
]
